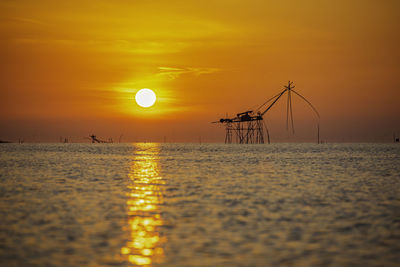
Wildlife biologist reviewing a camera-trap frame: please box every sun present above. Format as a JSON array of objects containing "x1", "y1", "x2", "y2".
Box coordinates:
[{"x1": 135, "y1": 88, "x2": 156, "y2": 108}]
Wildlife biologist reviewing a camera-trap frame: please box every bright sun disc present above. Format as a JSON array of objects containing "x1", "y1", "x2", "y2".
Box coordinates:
[{"x1": 135, "y1": 88, "x2": 156, "y2": 108}]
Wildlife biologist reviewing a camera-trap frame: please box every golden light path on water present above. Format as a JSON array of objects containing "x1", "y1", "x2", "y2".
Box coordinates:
[{"x1": 121, "y1": 143, "x2": 166, "y2": 266}]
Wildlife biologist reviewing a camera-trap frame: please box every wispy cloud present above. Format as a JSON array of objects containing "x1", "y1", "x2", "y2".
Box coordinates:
[
  {"x1": 157, "y1": 66, "x2": 220, "y2": 79},
  {"x1": 7, "y1": 17, "x2": 48, "y2": 26}
]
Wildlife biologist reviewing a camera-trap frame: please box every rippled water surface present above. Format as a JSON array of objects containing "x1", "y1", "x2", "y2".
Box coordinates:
[{"x1": 0, "y1": 143, "x2": 399, "y2": 266}]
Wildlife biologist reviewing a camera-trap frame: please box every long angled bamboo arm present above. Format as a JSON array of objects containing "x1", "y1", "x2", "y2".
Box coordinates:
[
  {"x1": 260, "y1": 89, "x2": 287, "y2": 116},
  {"x1": 256, "y1": 91, "x2": 284, "y2": 112}
]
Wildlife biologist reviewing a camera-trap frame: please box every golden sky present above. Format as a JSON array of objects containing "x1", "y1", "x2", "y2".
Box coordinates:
[{"x1": 0, "y1": 0, "x2": 399, "y2": 142}]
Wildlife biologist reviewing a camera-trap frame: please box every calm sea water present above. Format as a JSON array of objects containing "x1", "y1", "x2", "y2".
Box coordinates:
[{"x1": 0, "y1": 143, "x2": 399, "y2": 266}]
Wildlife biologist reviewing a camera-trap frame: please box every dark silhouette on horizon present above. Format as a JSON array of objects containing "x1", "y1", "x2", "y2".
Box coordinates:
[
  {"x1": 89, "y1": 134, "x2": 113, "y2": 143},
  {"x1": 212, "y1": 81, "x2": 320, "y2": 144}
]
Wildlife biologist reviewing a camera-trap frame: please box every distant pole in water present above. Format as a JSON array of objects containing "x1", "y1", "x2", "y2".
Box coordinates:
[{"x1": 317, "y1": 123, "x2": 320, "y2": 144}]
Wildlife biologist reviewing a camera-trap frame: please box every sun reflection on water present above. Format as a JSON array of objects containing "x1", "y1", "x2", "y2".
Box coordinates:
[{"x1": 121, "y1": 143, "x2": 165, "y2": 266}]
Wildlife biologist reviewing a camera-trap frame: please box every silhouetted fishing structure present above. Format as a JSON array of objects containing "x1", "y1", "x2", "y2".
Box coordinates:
[
  {"x1": 89, "y1": 134, "x2": 113, "y2": 143},
  {"x1": 213, "y1": 81, "x2": 320, "y2": 144}
]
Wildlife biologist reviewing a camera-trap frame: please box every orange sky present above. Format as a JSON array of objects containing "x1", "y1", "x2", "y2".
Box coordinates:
[{"x1": 1, "y1": 0, "x2": 399, "y2": 142}]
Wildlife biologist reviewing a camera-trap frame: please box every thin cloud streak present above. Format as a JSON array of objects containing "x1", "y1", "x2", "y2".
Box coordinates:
[{"x1": 157, "y1": 66, "x2": 221, "y2": 79}]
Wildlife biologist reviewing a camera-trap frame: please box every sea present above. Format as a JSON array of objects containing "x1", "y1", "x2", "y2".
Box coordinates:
[{"x1": 0, "y1": 143, "x2": 399, "y2": 266}]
